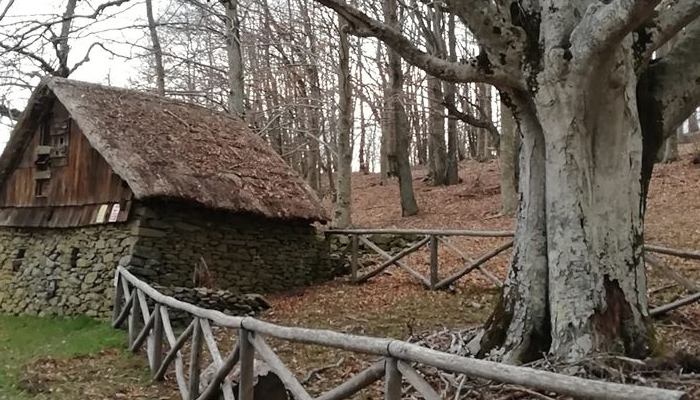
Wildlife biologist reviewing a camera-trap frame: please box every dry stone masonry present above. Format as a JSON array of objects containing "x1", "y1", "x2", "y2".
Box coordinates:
[{"x1": 0, "y1": 202, "x2": 332, "y2": 319}]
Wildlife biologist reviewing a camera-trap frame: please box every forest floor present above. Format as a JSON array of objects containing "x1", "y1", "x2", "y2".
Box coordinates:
[{"x1": 7, "y1": 144, "x2": 700, "y2": 399}]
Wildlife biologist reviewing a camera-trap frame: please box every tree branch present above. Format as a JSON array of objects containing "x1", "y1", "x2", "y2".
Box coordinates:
[
  {"x1": 573, "y1": 0, "x2": 662, "y2": 60},
  {"x1": 443, "y1": 95, "x2": 500, "y2": 148},
  {"x1": 311, "y1": 0, "x2": 525, "y2": 88},
  {"x1": 635, "y1": 0, "x2": 700, "y2": 70},
  {"x1": 0, "y1": 103, "x2": 20, "y2": 121},
  {"x1": 650, "y1": 18, "x2": 700, "y2": 135}
]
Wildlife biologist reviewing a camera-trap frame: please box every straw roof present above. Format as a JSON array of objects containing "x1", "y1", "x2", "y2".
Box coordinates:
[{"x1": 0, "y1": 77, "x2": 328, "y2": 221}]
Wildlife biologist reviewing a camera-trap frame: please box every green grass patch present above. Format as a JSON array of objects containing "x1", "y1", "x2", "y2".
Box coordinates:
[{"x1": 0, "y1": 314, "x2": 126, "y2": 399}]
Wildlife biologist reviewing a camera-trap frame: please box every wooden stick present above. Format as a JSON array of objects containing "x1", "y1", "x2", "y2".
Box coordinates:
[
  {"x1": 130, "y1": 309, "x2": 157, "y2": 353},
  {"x1": 645, "y1": 253, "x2": 699, "y2": 293},
  {"x1": 435, "y1": 241, "x2": 513, "y2": 289},
  {"x1": 438, "y1": 236, "x2": 504, "y2": 287},
  {"x1": 359, "y1": 237, "x2": 431, "y2": 287},
  {"x1": 384, "y1": 357, "x2": 401, "y2": 400},
  {"x1": 112, "y1": 294, "x2": 134, "y2": 329},
  {"x1": 314, "y1": 360, "x2": 385, "y2": 400},
  {"x1": 112, "y1": 275, "x2": 124, "y2": 324},
  {"x1": 248, "y1": 333, "x2": 312, "y2": 400},
  {"x1": 156, "y1": 308, "x2": 191, "y2": 398},
  {"x1": 128, "y1": 289, "x2": 141, "y2": 348},
  {"x1": 645, "y1": 244, "x2": 700, "y2": 260},
  {"x1": 356, "y1": 236, "x2": 430, "y2": 283},
  {"x1": 397, "y1": 361, "x2": 440, "y2": 400},
  {"x1": 650, "y1": 292, "x2": 700, "y2": 317},
  {"x1": 151, "y1": 304, "x2": 164, "y2": 375},
  {"x1": 350, "y1": 234, "x2": 359, "y2": 282},
  {"x1": 429, "y1": 235, "x2": 439, "y2": 289},
  {"x1": 154, "y1": 317, "x2": 195, "y2": 381},
  {"x1": 188, "y1": 318, "x2": 203, "y2": 400},
  {"x1": 237, "y1": 329, "x2": 254, "y2": 400},
  {"x1": 326, "y1": 228, "x2": 514, "y2": 237},
  {"x1": 196, "y1": 343, "x2": 240, "y2": 400},
  {"x1": 199, "y1": 319, "x2": 234, "y2": 400}
]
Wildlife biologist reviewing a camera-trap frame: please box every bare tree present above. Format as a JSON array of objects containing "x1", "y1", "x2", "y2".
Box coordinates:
[{"x1": 334, "y1": 15, "x2": 352, "y2": 227}]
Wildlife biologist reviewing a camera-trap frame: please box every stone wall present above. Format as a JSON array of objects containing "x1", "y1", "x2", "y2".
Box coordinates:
[
  {"x1": 127, "y1": 203, "x2": 332, "y2": 294},
  {"x1": 0, "y1": 223, "x2": 133, "y2": 317}
]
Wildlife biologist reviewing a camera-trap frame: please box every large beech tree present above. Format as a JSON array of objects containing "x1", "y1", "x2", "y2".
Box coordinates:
[{"x1": 314, "y1": 0, "x2": 700, "y2": 363}]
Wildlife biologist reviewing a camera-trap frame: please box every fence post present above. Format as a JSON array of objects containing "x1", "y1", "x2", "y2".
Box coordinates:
[
  {"x1": 112, "y1": 273, "x2": 124, "y2": 324},
  {"x1": 351, "y1": 234, "x2": 359, "y2": 282},
  {"x1": 238, "y1": 328, "x2": 255, "y2": 400},
  {"x1": 429, "y1": 235, "x2": 439, "y2": 289},
  {"x1": 188, "y1": 318, "x2": 203, "y2": 400},
  {"x1": 151, "y1": 304, "x2": 164, "y2": 376},
  {"x1": 384, "y1": 357, "x2": 401, "y2": 400},
  {"x1": 128, "y1": 289, "x2": 141, "y2": 347}
]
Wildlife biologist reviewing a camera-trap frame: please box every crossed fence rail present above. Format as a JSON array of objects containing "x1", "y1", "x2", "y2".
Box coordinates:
[
  {"x1": 325, "y1": 229, "x2": 700, "y2": 315},
  {"x1": 113, "y1": 266, "x2": 688, "y2": 400}
]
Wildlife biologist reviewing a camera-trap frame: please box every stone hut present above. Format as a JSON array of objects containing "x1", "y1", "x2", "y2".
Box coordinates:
[{"x1": 0, "y1": 77, "x2": 330, "y2": 318}]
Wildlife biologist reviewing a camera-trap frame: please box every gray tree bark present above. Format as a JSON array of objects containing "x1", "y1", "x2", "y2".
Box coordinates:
[
  {"x1": 222, "y1": 0, "x2": 245, "y2": 118},
  {"x1": 499, "y1": 104, "x2": 518, "y2": 215},
  {"x1": 334, "y1": 16, "x2": 353, "y2": 228},
  {"x1": 145, "y1": 0, "x2": 165, "y2": 96}
]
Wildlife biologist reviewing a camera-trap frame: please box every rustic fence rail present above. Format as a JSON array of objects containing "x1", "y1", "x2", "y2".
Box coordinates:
[
  {"x1": 113, "y1": 266, "x2": 688, "y2": 400},
  {"x1": 326, "y1": 228, "x2": 700, "y2": 313}
]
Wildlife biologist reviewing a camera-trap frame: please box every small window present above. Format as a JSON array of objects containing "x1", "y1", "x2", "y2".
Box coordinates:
[{"x1": 35, "y1": 180, "x2": 48, "y2": 197}]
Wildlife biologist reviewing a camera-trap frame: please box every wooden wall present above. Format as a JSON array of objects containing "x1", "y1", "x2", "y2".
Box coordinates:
[{"x1": 0, "y1": 100, "x2": 133, "y2": 227}]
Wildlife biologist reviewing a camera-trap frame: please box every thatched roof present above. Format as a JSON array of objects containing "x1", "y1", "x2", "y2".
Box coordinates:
[{"x1": 0, "y1": 77, "x2": 328, "y2": 221}]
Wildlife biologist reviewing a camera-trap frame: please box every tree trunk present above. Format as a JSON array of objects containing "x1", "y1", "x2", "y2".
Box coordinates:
[
  {"x1": 661, "y1": 128, "x2": 680, "y2": 163},
  {"x1": 444, "y1": 13, "x2": 459, "y2": 185},
  {"x1": 689, "y1": 109, "x2": 699, "y2": 133},
  {"x1": 384, "y1": 0, "x2": 417, "y2": 216},
  {"x1": 499, "y1": 103, "x2": 518, "y2": 215},
  {"x1": 145, "y1": 0, "x2": 165, "y2": 96},
  {"x1": 428, "y1": 75, "x2": 448, "y2": 185},
  {"x1": 482, "y1": 50, "x2": 650, "y2": 363},
  {"x1": 333, "y1": 16, "x2": 353, "y2": 228},
  {"x1": 223, "y1": 0, "x2": 245, "y2": 118}
]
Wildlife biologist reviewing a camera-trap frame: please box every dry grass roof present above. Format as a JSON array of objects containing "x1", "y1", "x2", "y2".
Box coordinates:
[{"x1": 0, "y1": 77, "x2": 328, "y2": 221}]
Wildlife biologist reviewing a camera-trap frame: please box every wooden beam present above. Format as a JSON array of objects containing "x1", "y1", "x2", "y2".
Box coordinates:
[
  {"x1": 438, "y1": 236, "x2": 504, "y2": 287},
  {"x1": 128, "y1": 289, "x2": 141, "y2": 348},
  {"x1": 356, "y1": 236, "x2": 430, "y2": 283},
  {"x1": 154, "y1": 317, "x2": 196, "y2": 382},
  {"x1": 397, "y1": 361, "x2": 440, "y2": 400},
  {"x1": 384, "y1": 357, "x2": 401, "y2": 400},
  {"x1": 645, "y1": 244, "x2": 700, "y2": 260},
  {"x1": 350, "y1": 234, "x2": 359, "y2": 282},
  {"x1": 112, "y1": 294, "x2": 134, "y2": 329},
  {"x1": 196, "y1": 343, "x2": 240, "y2": 400},
  {"x1": 326, "y1": 228, "x2": 514, "y2": 237},
  {"x1": 645, "y1": 253, "x2": 699, "y2": 293},
  {"x1": 248, "y1": 333, "x2": 312, "y2": 400},
  {"x1": 112, "y1": 276, "x2": 124, "y2": 324},
  {"x1": 151, "y1": 304, "x2": 164, "y2": 375},
  {"x1": 314, "y1": 360, "x2": 385, "y2": 400},
  {"x1": 650, "y1": 292, "x2": 700, "y2": 317},
  {"x1": 429, "y1": 235, "x2": 438, "y2": 289},
  {"x1": 188, "y1": 318, "x2": 204, "y2": 400},
  {"x1": 237, "y1": 329, "x2": 255, "y2": 400},
  {"x1": 435, "y1": 241, "x2": 513, "y2": 289},
  {"x1": 359, "y1": 236, "x2": 431, "y2": 287},
  {"x1": 199, "y1": 319, "x2": 235, "y2": 400},
  {"x1": 130, "y1": 309, "x2": 157, "y2": 353}
]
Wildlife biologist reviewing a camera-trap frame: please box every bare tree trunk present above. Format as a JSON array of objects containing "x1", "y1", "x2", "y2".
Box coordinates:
[
  {"x1": 428, "y1": 75, "x2": 447, "y2": 184},
  {"x1": 378, "y1": 46, "x2": 391, "y2": 185},
  {"x1": 334, "y1": 16, "x2": 353, "y2": 228},
  {"x1": 57, "y1": 0, "x2": 78, "y2": 77},
  {"x1": 384, "y1": 0, "x2": 417, "y2": 216},
  {"x1": 499, "y1": 103, "x2": 518, "y2": 214},
  {"x1": 222, "y1": 0, "x2": 245, "y2": 118},
  {"x1": 444, "y1": 13, "x2": 459, "y2": 185},
  {"x1": 145, "y1": 0, "x2": 165, "y2": 96},
  {"x1": 661, "y1": 128, "x2": 680, "y2": 163},
  {"x1": 688, "y1": 109, "x2": 699, "y2": 133}
]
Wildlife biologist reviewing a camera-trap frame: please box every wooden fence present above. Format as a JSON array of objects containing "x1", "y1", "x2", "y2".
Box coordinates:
[
  {"x1": 326, "y1": 229, "x2": 700, "y2": 314},
  {"x1": 113, "y1": 266, "x2": 688, "y2": 400}
]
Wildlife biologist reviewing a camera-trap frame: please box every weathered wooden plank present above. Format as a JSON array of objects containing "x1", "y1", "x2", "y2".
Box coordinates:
[
  {"x1": 326, "y1": 229, "x2": 514, "y2": 237},
  {"x1": 188, "y1": 318, "x2": 204, "y2": 400},
  {"x1": 435, "y1": 240, "x2": 513, "y2": 289},
  {"x1": 429, "y1": 235, "x2": 438, "y2": 289},
  {"x1": 314, "y1": 360, "x2": 384, "y2": 400},
  {"x1": 387, "y1": 341, "x2": 685, "y2": 400},
  {"x1": 196, "y1": 343, "x2": 240, "y2": 400},
  {"x1": 129, "y1": 309, "x2": 157, "y2": 353},
  {"x1": 356, "y1": 236, "x2": 430, "y2": 283},
  {"x1": 350, "y1": 234, "x2": 359, "y2": 282},
  {"x1": 248, "y1": 333, "x2": 312, "y2": 400},
  {"x1": 438, "y1": 236, "x2": 504, "y2": 287},
  {"x1": 397, "y1": 361, "x2": 440, "y2": 400},
  {"x1": 112, "y1": 275, "x2": 124, "y2": 324},
  {"x1": 199, "y1": 319, "x2": 234, "y2": 400},
  {"x1": 645, "y1": 244, "x2": 700, "y2": 260},
  {"x1": 112, "y1": 294, "x2": 133, "y2": 329},
  {"x1": 151, "y1": 304, "x2": 164, "y2": 375},
  {"x1": 645, "y1": 253, "x2": 699, "y2": 293},
  {"x1": 359, "y1": 237, "x2": 431, "y2": 287},
  {"x1": 384, "y1": 357, "x2": 401, "y2": 400},
  {"x1": 238, "y1": 329, "x2": 255, "y2": 400},
  {"x1": 157, "y1": 308, "x2": 190, "y2": 399},
  {"x1": 128, "y1": 289, "x2": 141, "y2": 348},
  {"x1": 651, "y1": 292, "x2": 700, "y2": 317}
]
